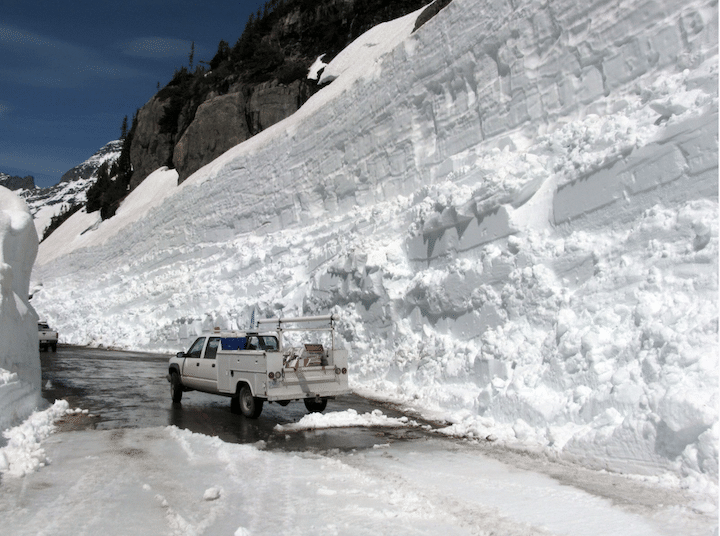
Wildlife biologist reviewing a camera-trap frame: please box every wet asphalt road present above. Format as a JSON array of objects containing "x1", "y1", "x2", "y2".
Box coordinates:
[{"x1": 40, "y1": 346, "x2": 433, "y2": 452}]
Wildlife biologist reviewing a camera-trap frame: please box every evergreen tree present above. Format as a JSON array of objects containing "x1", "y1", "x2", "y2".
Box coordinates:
[
  {"x1": 210, "y1": 40, "x2": 230, "y2": 70},
  {"x1": 120, "y1": 116, "x2": 128, "y2": 140}
]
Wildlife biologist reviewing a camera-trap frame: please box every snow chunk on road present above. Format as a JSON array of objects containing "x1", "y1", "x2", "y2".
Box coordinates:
[
  {"x1": 203, "y1": 486, "x2": 222, "y2": 501},
  {"x1": 275, "y1": 409, "x2": 421, "y2": 432}
]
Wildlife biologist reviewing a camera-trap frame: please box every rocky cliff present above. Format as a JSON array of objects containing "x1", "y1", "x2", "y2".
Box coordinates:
[
  {"x1": 0, "y1": 174, "x2": 35, "y2": 191},
  {"x1": 128, "y1": 0, "x2": 448, "y2": 187}
]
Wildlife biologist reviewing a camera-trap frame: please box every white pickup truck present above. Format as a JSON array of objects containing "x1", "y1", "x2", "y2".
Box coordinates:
[
  {"x1": 167, "y1": 315, "x2": 349, "y2": 418},
  {"x1": 38, "y1": 322, "x2": 58, "y2": 352}
]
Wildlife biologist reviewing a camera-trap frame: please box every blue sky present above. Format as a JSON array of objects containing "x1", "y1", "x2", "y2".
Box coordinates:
[{"x1": 1, "y1": 0, "x2": 267, "y2": 188}]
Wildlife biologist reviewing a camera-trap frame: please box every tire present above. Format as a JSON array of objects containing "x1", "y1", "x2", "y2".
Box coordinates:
[
  {"x1": 170, "y1": 372, "x2": 183, "y2": 403},
  {"x1": 51, "y1": 343, "x2": 57, "y2": 352},
  {"x1": 238, "y1": 384, "x2": 263, "y2": 419},
  {"x1": 304, "y1": 397, "x2": 327, "y2": 413}
]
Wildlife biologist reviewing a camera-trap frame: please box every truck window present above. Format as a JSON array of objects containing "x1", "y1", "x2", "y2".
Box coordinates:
[
  {"x1": 205, "y1": 337, "x2": 220, "y2": 359},
  {"x1": 246, "y1": 336, "x2": 259, "y2": 350},
  {"x1": 187, "y1": 337, "x2": 206, "y2": 358},
  {"x1": 260, "y1": 336, "x2": 279, "y2": 351}
]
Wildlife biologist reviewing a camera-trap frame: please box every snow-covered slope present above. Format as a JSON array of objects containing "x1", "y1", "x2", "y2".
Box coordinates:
[{"x1": 31, "y1": 0, "x2": 717, "y2": 494}]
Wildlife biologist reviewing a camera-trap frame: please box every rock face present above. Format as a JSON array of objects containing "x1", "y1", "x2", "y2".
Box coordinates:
[
  {"x1": 130, "y1": 97, "x2": 176, "y2": 190},
  {"x1": 247, "y1": 80, "x2": 311, "y2": 135},
  {"x1": 172, "y1": 80, "x2": 313, "y2": 183},
  {"x1": 173, "y1": 93, "x2": 252, "y2": 184},
  {"x1": 0, "y1": 174, "x2": 35, "y2": 191}
]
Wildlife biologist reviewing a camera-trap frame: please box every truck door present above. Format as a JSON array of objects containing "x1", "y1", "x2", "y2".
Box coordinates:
[
  {"x1": 196, "y1": 337, "x2": 220, "y2": 391},
  {"x1": 182, "y1": 336, "x2": 206, "y2": 389}
]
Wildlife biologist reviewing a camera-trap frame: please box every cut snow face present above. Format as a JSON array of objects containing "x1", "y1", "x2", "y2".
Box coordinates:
[
  {"x1": 0, "y1": 186, "x2": 42, "y2": 432},
  {"x1": 30, "y1": 0, "x2": 718, "y2": 496}
]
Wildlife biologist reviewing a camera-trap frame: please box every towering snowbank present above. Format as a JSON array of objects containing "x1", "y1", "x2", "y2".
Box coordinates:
[
  {"x1": 33, "y1": 0, "x2": 717, "y2": 491},
  {"x1": 0, "y1": 187, "x2": 42, "y2": 432}
]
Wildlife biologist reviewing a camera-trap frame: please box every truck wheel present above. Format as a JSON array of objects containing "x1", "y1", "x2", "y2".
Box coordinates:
[
  {"x1": 304, "y1": 397, "x2": 327, "y2": 413},
  {"x1": 170, "y1": 372, "x2": 183, "y2": 403},
  {"x1": 239, "y1": 385, "x2": 263, "y2": 419}
]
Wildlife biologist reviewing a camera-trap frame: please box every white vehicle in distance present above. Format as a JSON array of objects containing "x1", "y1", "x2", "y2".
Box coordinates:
[
  {"x1": 167, "y1": 315, "x2": 349, "y2": 418},
  {"x1": 38, "y1": 321, "x2": 58, "y2": 352}
]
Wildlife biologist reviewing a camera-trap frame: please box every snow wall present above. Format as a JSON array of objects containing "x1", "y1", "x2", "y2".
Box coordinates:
[
  {"x1": 0, "y1": 186, "x2": 41, "y2": 433},
  {"x1": 33, "y1": 0, "x2": 717, "y2": 490}
]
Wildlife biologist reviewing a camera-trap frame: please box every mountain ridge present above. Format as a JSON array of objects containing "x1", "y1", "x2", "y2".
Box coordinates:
[
  {"x1": 0, "y1": 174, "x2": 35, "y2": 191},
  {"x1": 16, "y1": 140, "x2": 122, "y2": 239}
]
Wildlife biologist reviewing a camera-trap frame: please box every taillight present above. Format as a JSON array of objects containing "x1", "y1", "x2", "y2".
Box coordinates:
[
  {"x1": 268, "y1": 372, "x2": 274, "y2": 380},
  {"x1": 342, "y1": 368, "x2": 347, "y2": 374}
]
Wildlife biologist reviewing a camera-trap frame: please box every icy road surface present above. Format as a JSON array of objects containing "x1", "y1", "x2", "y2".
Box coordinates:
[
  {"x1": 0, "y1": 348, "x2": 713, "y2": 535},
  {"x1": 0, "y1": 427, "x2": 711, "y2": 536},
  {"x1": 39, "y1": 346, "x2": 429, "y2": 450}
]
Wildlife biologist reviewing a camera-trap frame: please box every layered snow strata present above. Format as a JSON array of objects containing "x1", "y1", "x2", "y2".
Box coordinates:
[
  {"x1": 0, "y1": 186, "x2": 42, "y2": 432},
  {"x1": 32, "y1": 0, "x2": 718, "y2": 492}
]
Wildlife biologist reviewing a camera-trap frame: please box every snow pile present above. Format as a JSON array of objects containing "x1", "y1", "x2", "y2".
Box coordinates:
[
  {"x1": 275, "y1": 408, "x2": 421, "y2": 432},
  {"x1": 0, "y1": 186, "x2": 42, "y2": 432},
  {"x1": 0, "y1": 400, "x2": 69, "y2": 477},
  {"x1": 31, "y1": 0, "x2": 717, "y2": 493}
]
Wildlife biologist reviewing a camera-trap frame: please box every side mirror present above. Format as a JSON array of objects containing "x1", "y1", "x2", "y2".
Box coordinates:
[{"x1": 176, "y1": 351, "x2": 186, "y2": 358}]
